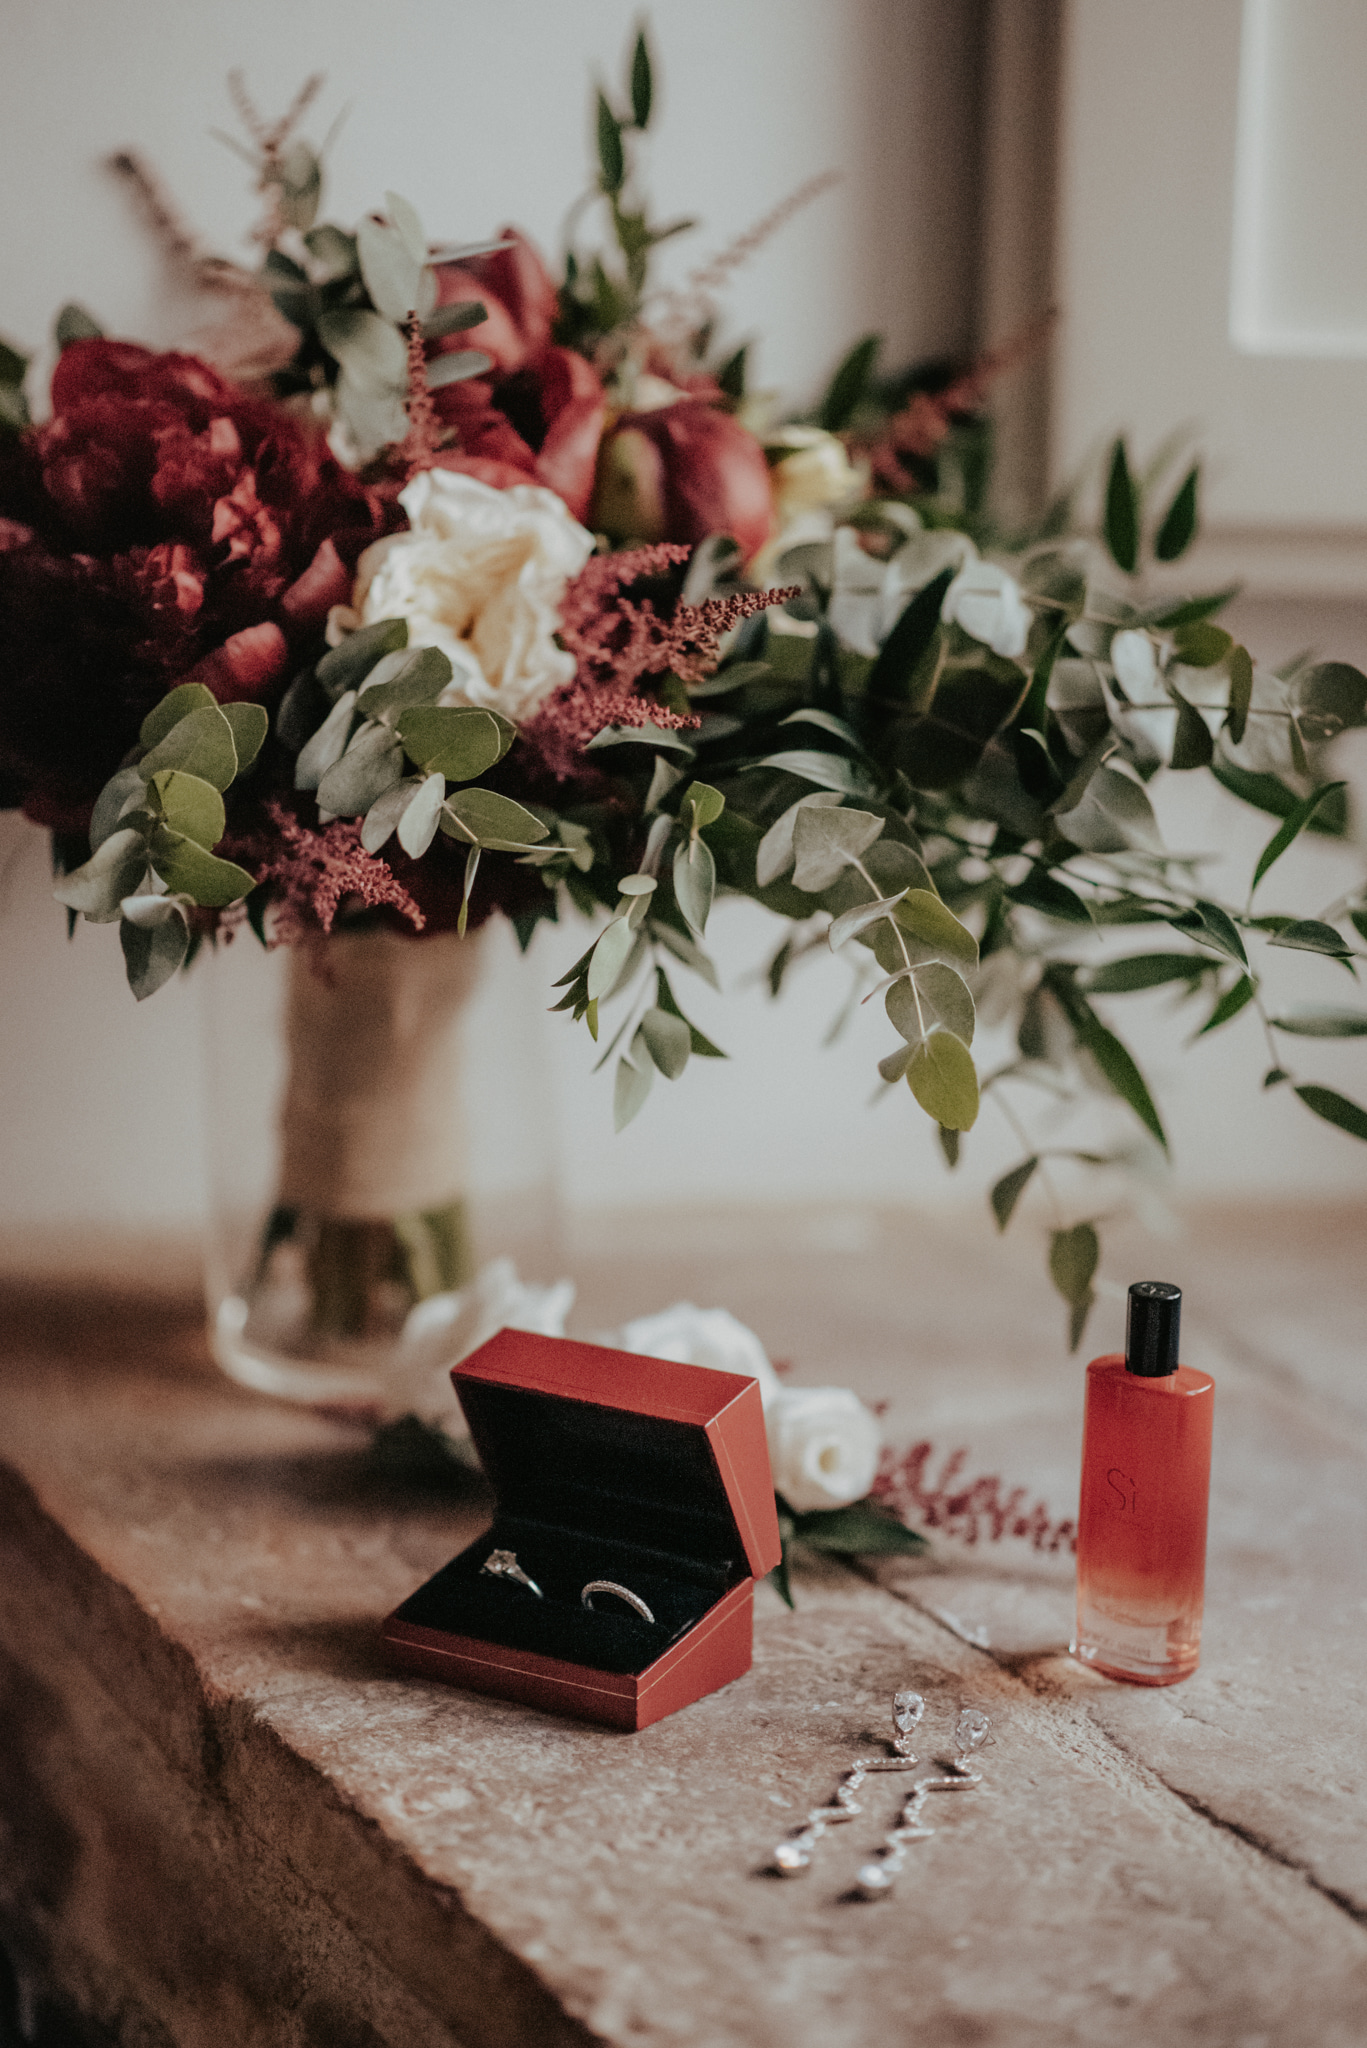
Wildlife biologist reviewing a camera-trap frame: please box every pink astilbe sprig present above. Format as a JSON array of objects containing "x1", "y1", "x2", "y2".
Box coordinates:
[
  {"x1": 248, "y1": 799, "x2": 426, "y2": 941},
  {"x1": 874, "y1": 1440, "x2": 1077, "y2": 1556},
  {"x1": 397, "y1": 312, "x2": 445, "y2": 481},
  {"x1": 526, "y1": 544, "x2": 797, "y2": 777}
]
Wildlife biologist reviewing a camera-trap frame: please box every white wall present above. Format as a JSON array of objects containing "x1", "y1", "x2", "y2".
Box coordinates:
[{"x1": 1, "y1": 0, "x2": 1364, "y2": 1238}]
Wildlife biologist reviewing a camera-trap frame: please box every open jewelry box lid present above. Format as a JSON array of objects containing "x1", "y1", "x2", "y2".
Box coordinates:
[{"x1": 453, "y1": 1329, "x2": 783, "y2": 1581}]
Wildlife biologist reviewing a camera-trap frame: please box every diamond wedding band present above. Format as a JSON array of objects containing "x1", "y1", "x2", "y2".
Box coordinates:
[
  {"x1": 481, "y1": 1548, "x2": 544, "y2": 1597},
  {"x1": 581, "y1": 1579, "x2": 655, "y2": 1624}
]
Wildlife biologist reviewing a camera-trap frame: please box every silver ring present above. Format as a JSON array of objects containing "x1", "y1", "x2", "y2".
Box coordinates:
[
  {"x1": 481, "y1": 1548, "x2": 543, "y2": 1598},
  {"x1": 581, "y1": 1579, "x2": 655, "y2": 1624}
]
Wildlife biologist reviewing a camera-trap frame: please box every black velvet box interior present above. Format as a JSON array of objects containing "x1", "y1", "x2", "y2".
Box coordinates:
[{"x1": 390, "y1": 1377, "x2": 749, "y2": 1677}]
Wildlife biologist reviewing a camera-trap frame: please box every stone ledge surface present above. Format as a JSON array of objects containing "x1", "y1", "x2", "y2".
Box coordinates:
[{"x1": 2, "y1": 1203, "x2": 1365, "y2": 2047}]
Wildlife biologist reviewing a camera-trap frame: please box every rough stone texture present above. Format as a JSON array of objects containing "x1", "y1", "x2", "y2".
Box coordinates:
[{"x1": 1, "y1": 1202, "x2": 1365, "y2": 2047}]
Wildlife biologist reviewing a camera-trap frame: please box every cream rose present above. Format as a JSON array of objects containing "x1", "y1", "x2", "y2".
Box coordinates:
[
  {"x1": 766, "y1": 1386, "x2": 882, "y2": 1513},
  {"x1": 767, "y1": 426, "x2": 864, "y2": 521},
  {"x1": 351, "y1": 468, "x2": 594, "y2": 724}
]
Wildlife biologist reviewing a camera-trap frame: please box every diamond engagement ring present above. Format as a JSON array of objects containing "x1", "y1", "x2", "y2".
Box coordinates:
[
  {"x1": 581, "y1": 1579, "x2": 655, "y2": 1624},
  {"x1": 481, "y1": 1549, "x2": 544, "y2": 1597}
]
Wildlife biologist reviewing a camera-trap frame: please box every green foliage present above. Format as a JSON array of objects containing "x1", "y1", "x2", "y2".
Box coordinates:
[
  {"x1": 1154, "y1": 465, "x2": 1199, "y2": 561},
  {"x1": 1103, "y1": 438, "x2": 1139, "y2": 573},
  {"x1": 819, "y1": 334, "x2": 881, "y2": 433}
]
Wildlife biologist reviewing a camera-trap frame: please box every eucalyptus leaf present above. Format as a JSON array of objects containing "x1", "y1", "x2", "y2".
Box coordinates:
[
  {"x1": 53, "y1": 828, "x2": 149, "y2": 921},
  {"x1": 422, "y1": 300, "x2": 489, "y2": 340},
  {"x1": 358, "y1": 646, "x2": 455, "y2": 723},
  {"x1": 397, "y1": 772, "x2": 447, "y2": 858},
  {"x1": 1294, "y1": 662, "x2": 1367, "y2": 741},
  {"x1": 893, "y1": 960, "x2": 976, "y2": 1045},
  {"x1": 1055, "y1": 763, "x2": 1162, "y2": 855},
  {"x1": 316, "y1": 721, "x2": 406, "y2": 817},
  {"x1": 879, "y1": 1044, "x2": 912, "y2": 1083},
  {"x1": 673, "y1": 836, "x2": 716, "y2": 938},
  {"x1": 790, "y1": 805, "x2": 884, "y2": 892},
  {"x1": 316, "y1": 618, "x2": 408, "y2": 699},
  {"x1": 443, "y1": 787, "x2": 549, "y2": 849},
  {"x1": 357, "y1": 214, "x2": 423, "y2": 323},
  {"x1": 384, "y1": 190, "x2": 426, "y2": 265},
  {"x1": 682, "y1": 780, "x2": 725, "y2": 829},
  {"x1": 755, "y1": 791, "x2": 842, "y2": 887},
  {"x1": 892, "y1": 890, "x2": 979, "y2": 970},
  {"x1": 651, "y1": 922, "x2": 721, "y2": 990},
  {"x1": 586, "y1": 721, "x2": 696, "y2": 755},
  {"x1": 426, "y1": 350, "x2": 495, "y2": 387},
  {"x1": 139, "y1": 682, "x2": 217, "y2": 751},
  {"x1": 148, "y1": 769, "x2": 225, "y2": 850},
  {"x1": 398, "y1": 704, "x2": 511, "y2": 780},
  {"x1": 90, "y1": 766, "x2": 149, "y2": 850},
  {"x1": 361, "y1": 776, "x2": 424, "y2": 853},
  {"x1": 139, "y1": 703, "x2": 238, "y2": 790},
  {"x1": 317, "y1": 306, "x2": 409, "y2": 385},
  {"x1": 587, "y1": 917, "x2": 636, "y2": 1002},
  {"x1": 221, "y1": 701, "x2": 268, "y2": 775},
  {"x1": 905, "y1": 1030, "x2": 979, "y2": 1130},
  {"x1": 119, "y1": 896, "x2": 190, "y2": 1001},
  {"x1": 640, "y1": 1006, "x2": 691, "y2": 1079},
  {"x1": 758, "y1": 749, "x2": 872, "y2": 794},
  {"x1": 828, "y1": 890, "x2": 908, "y2": 951},
  {"x1": 295, "y1": 690, "x2": 357, "y2": 791},
  {"x1": 148, "y1": 830, "x2": 254, "y2": 907},
  {"x1": 614, "y1": 1052, "x2": 652, "y2": 1131}
]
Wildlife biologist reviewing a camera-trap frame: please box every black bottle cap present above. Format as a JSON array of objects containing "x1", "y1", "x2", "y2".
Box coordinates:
[{"x1": 1125, "y1": 1281, "x2": 1181, "y2": 1376}]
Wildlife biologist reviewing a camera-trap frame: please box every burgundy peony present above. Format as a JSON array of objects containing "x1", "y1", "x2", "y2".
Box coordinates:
[
  {"x1": 590, "y1": 399, "x2": 774, "y2": 564},
  {"x1": 0, "y1": 339, "x2": 388, "y2": 828}
]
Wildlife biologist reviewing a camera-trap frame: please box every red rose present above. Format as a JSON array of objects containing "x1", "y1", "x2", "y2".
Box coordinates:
[
  {"x1": 433, "y1": 345, "x2": 606, "y2": 523},
  {"x1": 427, "y1": 229, "x2": 606, "y2": 524},
  {"x1": 591, "y1": 400, "x2": 774, "y2": 564},
  {"x1": 430, "y1": 228, "x2": 559, "y2": 376}
]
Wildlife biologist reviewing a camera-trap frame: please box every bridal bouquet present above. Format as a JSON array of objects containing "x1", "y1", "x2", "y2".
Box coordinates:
[{"x1": 2, "y1": 37, "x2": 1365, "y2": 1368}]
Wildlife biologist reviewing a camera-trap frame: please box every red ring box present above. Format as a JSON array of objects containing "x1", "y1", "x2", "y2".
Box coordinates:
[{"x1": 382, "y1": 1329, "x2": 783, "y2": 1730}]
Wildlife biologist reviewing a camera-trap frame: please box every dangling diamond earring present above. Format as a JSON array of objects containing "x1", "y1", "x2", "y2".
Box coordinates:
[
  {"x1": 852, "y1": 1704, "x2": 992, "y2": 1901},
  {"x1": 772, "y1": 1688, "x2": 924, "y2": 1878}
]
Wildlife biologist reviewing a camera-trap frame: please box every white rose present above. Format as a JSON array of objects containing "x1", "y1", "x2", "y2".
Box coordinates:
[
  {"x1": 766, "y1": 1386, "x2": 882, "y2": 1513},
  {"x1": 390, "y1": 1257, "x2": 576, "y2": 1431},
  {"x1": 941, "y1": 558, "x2": 1032, "y2": 660},
  {"x1": 351, "y1": 467, "x2": 594, "y2": 724},
  {"x1": 613, "y1": 1303, "x2": 784, "y2": 1408}
]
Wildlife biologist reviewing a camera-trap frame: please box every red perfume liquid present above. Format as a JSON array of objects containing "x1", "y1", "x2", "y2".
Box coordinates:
[{"x1": 1073, "y1": 1340, "x2": 1215, "y2": 1686}]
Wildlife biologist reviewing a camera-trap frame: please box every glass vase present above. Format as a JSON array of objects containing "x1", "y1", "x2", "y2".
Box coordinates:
[{"x1": 198, "y1": 920, "x2": 562, "y2": 1411}]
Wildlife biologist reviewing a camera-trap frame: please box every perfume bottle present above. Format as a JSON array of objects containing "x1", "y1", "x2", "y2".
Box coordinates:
[{"x1": 1072, "y1": 1281, "x2": 1215, "y2": 1686}]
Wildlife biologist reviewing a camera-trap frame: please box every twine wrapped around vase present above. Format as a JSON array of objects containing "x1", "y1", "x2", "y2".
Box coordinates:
[{"x1": 277, "y1": 928, "x2": 482, "y2": 1219}]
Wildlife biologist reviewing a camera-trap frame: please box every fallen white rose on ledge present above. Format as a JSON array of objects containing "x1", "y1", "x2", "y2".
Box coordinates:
[
  {"x1": 764, "y1": 1385, "x2": 882, "y2": 1513},
  {"x1": 612, "y1": 1300, "x2": 881, "y2": 1512}
]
